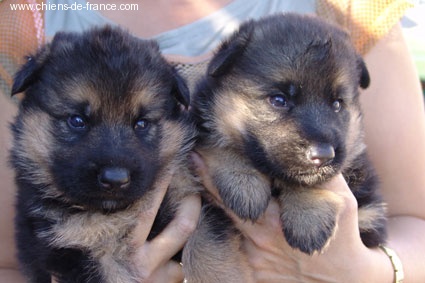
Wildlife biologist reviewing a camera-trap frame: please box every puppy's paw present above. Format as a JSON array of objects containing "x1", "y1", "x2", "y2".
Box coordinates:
[
  {"x1": 213, "y1": 169, "x2": 271, "y2": 220},
  {"x1": 281, "y1": 207, "x2": 337, "y2": 254},
  {"x1": 358, "y1": 202, "x2": 387, "y2": 247},
  {"x1": 279, "y1": 189, "x2": 342, "y2": 254}
]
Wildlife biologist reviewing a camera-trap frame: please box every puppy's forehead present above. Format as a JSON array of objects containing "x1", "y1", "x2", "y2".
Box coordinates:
[
  {"x1": 128, "y1": 80, "x2": 170, "y2": 112},
  {"x1": 41, "y1": 27, "x2": 175, "y2": 118},
  {"x1": 62, "y1": 75, "x2": 171, "y2": 119},
  {"x1": 245, "y1": 16, "x2": 357, "y2": 78},
  {"x1": 244, "y1": 37, "x2": 358, "y2": 98}
]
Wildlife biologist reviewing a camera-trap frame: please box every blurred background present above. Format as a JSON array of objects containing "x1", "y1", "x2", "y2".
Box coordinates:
[{"x1": 401, "y1": 0, "x2": 425, "y2": 94}]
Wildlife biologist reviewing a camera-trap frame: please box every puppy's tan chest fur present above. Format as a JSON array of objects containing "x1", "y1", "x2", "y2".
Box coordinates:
[
  {"x1": 35, "y1": 202, "x2": 147, "y2": 282},
  {"x1": 36, "y1": 201, "x2": 147, "y2": 251}
]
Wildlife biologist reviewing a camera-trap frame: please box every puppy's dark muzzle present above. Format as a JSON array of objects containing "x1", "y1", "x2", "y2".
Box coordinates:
[
  {"x1": 307, "y1": 144, "x2": 335, "y2": 167},
  {"x1": 98, "y1": 167, "x2": 131, "y2": 190}
]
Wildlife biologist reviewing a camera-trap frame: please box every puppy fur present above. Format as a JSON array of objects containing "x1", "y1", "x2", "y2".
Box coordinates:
[
  {"x1": 10, "y1": 26, "x2": 198, "y2": 283},
  {"x1": 191, "y1": 13, "x2": 387, "y2": 256}
]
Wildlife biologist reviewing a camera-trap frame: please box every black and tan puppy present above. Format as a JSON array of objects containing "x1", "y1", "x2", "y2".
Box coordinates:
[
  {"x1": 10, "y1": 26, "x2": 197, "y2": 283},
  {"x1": 192, "y1": 13, "x2": 387, "y2": 255}
]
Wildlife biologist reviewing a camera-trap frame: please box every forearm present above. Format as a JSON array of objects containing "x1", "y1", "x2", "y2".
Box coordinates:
[
  {"x1": 360, "y1": 22, "x2": 425, "y2": 283},
  {"x1": 386, "y1": 216, "x2": 425, "y2": 283},
  {"x1": 0, "y1": 268, "x2": 26, "y2": 283},
  {"x1": 0, "y1": 88, "x2": 26, "y2": 283}
]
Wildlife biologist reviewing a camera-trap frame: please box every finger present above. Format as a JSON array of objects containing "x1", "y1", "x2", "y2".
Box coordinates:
[
  {"x1": 134, "y1": 194, "x2": 201, "y2": 270},
  {"x1": 139, "y1": 261, "x2": 185, "y2": 283},
  {"x1": 192, "y1": 151, "x2": 359, "y2": 249},
  {"x1": 192, "y1": 151, "x2": 280, "y2": 233},
  {"x1": 319, "y1": 174, "x2": 358, "y2": 220},
  {"x1": 317, "y1": 174, "x2": 362, "y2": 246},
  {"x1": 162, "y1": 261, "x2": 185, "y2": 283},
  {"x1": 240, "y1": 176, "x2": 358, "y2": 252},
  {"x1": 131, "y1": 169, "x2": 175, "y2": 246},
  {"x1": 190, "y1": 152, "x2": 222, "y2": 202},
  {"x1": 239, "y1": 202, "x2": 287, "y2": 252},
  {"x1": 321, "y1": 174, "x2": 353, "y2": 196}
]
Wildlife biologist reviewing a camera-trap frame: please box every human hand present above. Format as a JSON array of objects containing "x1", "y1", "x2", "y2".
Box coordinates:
[
  {"x1": 191, "y1": 152, "x2": 393, "y2": 283},
  {"x1": 129, "y1": 171, "x2": 201, "y2": 282}
]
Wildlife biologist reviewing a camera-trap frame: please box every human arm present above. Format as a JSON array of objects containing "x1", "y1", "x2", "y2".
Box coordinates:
[
  {"x1": 0, "y1": 88, "x2": 27, "y2": 283},
  {"x1": 360, "y1": 22, "x2": 425, "y2": 283}
]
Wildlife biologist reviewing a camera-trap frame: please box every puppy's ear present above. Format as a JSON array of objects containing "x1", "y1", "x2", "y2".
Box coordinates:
[
  {"x1": 358, "y1": 58, "x2": 370, "y2": 89},
  {"x1": 11, "y1": 31, "x2": 79, "y2": 96},
  {"x1": 306, "y1": 37, "x2": 333, "y2": 63},
  {"x1": 172, "y1": 71, "x2": 190, "y2": 109},
  {"x1": 208, "y1": 21, "x2": 255, "y2": 77},
  {"x1": 11, "y1": 46, "x2": 49, "y2": 96}
]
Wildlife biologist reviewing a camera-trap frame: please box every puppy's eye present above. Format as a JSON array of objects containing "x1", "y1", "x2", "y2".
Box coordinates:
[
  {"x1": 134, "y1": 118, "x2": 150, "y2": 131},
  {"x1": 67, "y1": 115, "x2": 86, "y2": 129},
  {"x1": 332, "y1": 100, "x2": 343, "y2": 112},
  {"x1": 269, "y1": 95, "x2": 288, "y2": 108}
]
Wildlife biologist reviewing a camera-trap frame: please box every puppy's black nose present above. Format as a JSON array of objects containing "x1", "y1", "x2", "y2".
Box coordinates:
[
  {"x1": 307, "y1": 144, "x2": 335, "y2": 167},
  {"x1": 98, "y1": 167, "x2": 130, "y2": 189}
]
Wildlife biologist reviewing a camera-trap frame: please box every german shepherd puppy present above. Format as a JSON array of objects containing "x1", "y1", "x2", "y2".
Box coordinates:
[
  {"x1": 10, "y1": 26, "x2": 197, "y2": 283},
  {"x1": 191, "y1": 13, "x2": 387, "y2": 255}
]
